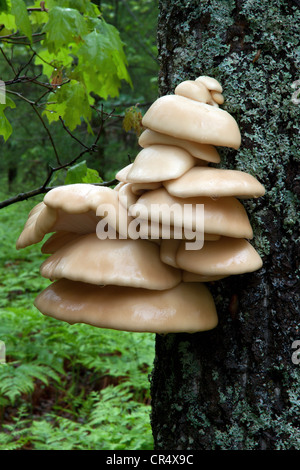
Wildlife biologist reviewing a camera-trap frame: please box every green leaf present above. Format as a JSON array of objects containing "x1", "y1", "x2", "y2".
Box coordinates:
[
  {"x1": 83, "y1": 167, "x2": 103, "y2": 184},
  {"x1": 43, "y1": 6, "x2": 88, "y2": 53},
  {"x1": 34, "y1": 48, "x2": 74, "y2": 80},
  {"x1": 11, "y1": 0, "x2": 32, "y2": 42},
  {"x1": 43, "y1": 80, "x2": 91, "y2": 130},
  {"x1": 65, "y1": 161, "x2": 102, "y2": 185},
  {"x1": 76, "y1": 21, "x2": 131, "y2": 100},
  {"x1": 46, "y1": 0, "x2": 101, "y2": 17},
  {"x1": 0, "y1": 96, "x2": 16, "y2": 141}
]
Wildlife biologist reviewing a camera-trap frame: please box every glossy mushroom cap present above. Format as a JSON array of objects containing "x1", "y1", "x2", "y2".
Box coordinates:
[
  {"x1": 164, "y1": 167, "x2": 266, "y2": 199},
  {"x1": 142, "y1": 95, "x2": 241, "y2": 149},
  {"x1": 115, "y1": 163, "x2": 133, "y2": 182},
  {"x1": 34, "y1": 279, "x2": 218, "y2": 334},
  {"x1": 16, "y1": 202, "x2": 57, "y2": 249},
  {"x1": 126, "y1": 144, "x2": 197, "y2": 183},
  {"x1": 129, "y1": 187, "x2": 253, "y2": 239},
  {"x1": 16, "y1": 184, "x2": 118, "y2": 249},
  {"x1": 138, "y1": 129, "x2": 220, "y2": 164},
  {"x1": 40, "y1": 234, "x2": 181, "y2": 290},
  {"x1": 196, "y1": 76, "x2": 223, "y2": 93},
  {"x1": 175, "y1": 80, "x2": 213, "y2": 104},
  {"x1": 176, "y1": 237, "x2": 263, "y2": 276}
]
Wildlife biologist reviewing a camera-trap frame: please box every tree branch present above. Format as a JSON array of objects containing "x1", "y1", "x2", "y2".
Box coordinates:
[
  {"x1": 0, "y1": 105, "x2": 120, "y2": 210},
  {"x1": 0, "y1": 179, "x2": 118, "y2": 209},
  {"x1": 30, "y1": 104, "x2": 61, "y2": 166}
]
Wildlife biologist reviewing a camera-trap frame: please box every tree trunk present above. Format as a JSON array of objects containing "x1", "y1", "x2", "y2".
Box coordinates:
[{"x1": 150, "y1": 0, "x2": 300, "y2": 450}]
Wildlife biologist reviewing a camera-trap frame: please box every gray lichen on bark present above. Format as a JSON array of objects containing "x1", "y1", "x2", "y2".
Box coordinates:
[{"x1": 150, "y1": 0, "x2": 300, "y2": 450}]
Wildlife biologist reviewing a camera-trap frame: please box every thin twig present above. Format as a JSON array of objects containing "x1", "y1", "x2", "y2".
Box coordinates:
[
  {"x1": 0, "y1": 31, "x2": 45, "y2": 40},
  {"x1": 30, "y1": 104, "x2": 61, "y2": 166},
  {"x1": 0, "y1": 46, "x2": 17, "y2": 75},
  {"x1": 29, "y1": 44, "x2": 56, "y2": 70},
  {"x1": 0, "y1": 80, "x2": 122, "y2": 209},
  {"x1": 59, "y1": 116, "x2": 90, "y2": 150},
  {"x1": 16, "y1": 52, "x2": 36, "y2": 77},
  {"x1": 5, "y1": 89, "x2": 36, "y2": 106}
]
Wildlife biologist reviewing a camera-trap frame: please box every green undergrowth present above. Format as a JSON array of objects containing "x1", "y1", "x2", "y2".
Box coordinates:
[{"x1": 0, "y1": 196, "x2": 155, "y2": 450}]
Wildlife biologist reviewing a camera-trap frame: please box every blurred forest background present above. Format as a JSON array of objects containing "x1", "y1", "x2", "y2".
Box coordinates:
[{"x1": 0, "y1": 0, "x2": 159, "y2": 450}]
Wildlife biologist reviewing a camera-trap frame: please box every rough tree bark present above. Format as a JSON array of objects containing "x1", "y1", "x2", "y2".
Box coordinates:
[{"x1": 150, "y1": 0, "x2": 300, "y2": 450}]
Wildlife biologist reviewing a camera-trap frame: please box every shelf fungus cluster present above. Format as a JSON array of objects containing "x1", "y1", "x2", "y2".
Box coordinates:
[{"x1": 16, "y1": 76, "x2": 265, "y2": 334}]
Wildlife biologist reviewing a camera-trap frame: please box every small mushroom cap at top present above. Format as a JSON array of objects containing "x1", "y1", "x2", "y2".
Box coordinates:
[
  {"x1": 138, "y1": 129, "x2": 221, "y2": 164},
  {"x1": 142, "y1": 95, "x2": 241, "y2": 149},
  {"x1": 129, "y1": 187, "x2": 253, "y2": 239},
  {"x1": 175, "y1": 80, "x2": 212, "y2": 104},
  {"x1": 164, "y1": 167, "x2": 266, "y2": 199},
  {"x1": 126, "y1": 145, "x2": 197, "y2": 183},
  {"x1": 196, "y1": 76, "x2": 223, "y2": 93},
  {"x1": 176, "y1": 236, "x2": 263, "y2": 276},
  {"x1": 40, "y1": 233, "x2": 182, "y2": 290},
  {"x1": 211, "y1": 91, "x2": 224, "y2": 105},
  {"x1": 34, "y1": 279, "x2": 218, "y2": 334}
]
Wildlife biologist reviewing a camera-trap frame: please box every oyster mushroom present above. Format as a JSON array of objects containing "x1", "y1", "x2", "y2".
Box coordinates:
[
  {"x1": 16, "y1": 75, "x2": 266, "y2": 336},
  {"x1": 138, "y1": 129, "x2": 220, "y2": 164},
  {"x1": 163, "y1": 167, "x2": 266, "y2": 199},
  {"x1": 142, "y1": 94, "x2": 241, "y2": 149},
  {"x1": 34, "y1": 279, "x2": 218, "y2": 334}
]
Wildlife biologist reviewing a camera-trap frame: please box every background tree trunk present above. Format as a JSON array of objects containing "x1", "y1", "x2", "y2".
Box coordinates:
[{"x1": 150, "y1": 0, "x2": 300, "y2": 450}]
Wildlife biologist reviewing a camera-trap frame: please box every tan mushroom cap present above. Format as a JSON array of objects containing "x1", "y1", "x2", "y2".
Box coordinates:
[
  {"x1": 115, "y1": 163, "x2": 133, "y2": 182},
  {"x1": 16, "y1": 184, "x2": 120, "y2": 249},
  {"x1": 159, "y1": 237, "x2": 222, "y2": 269},
  {"x1": 16, "y1": 184, "x2": 135, "y2": 249},
  {"x1": 126, "y1": 144, "x2": 197, "y2": 183},
  {"x1": 130, "y1": 218, "x2": 219, "y2": 244},
  {"x1": 129, "y1": 187, "x2": 253, "y2": 239},
  {"x1": 211, "y1": 91, "x2": 224, "y2": 105},
  {"x1": 34, "y1": 279, "x2": 218, "y2": 334},
  {"x1": 138, "y1": 129, "x2": 220, "y2": 163},
  {"x1": 40, "y1": 234, "x2": 181, "y2": 290},
  {"x1": 196, "y1": 76, "x2": 223, "y2": 93},
  {"x1": 176, "y1": 237, "x2": 263, "y2": 276},
  {"x1": 142, "y1": 95, "x2": 241, "y2": 149},
  {"x1": 16, "y1": 202, "x2": 57, "y2": 250},
  {"x1": 164, "y1": 167, "x2": 266, "y2": 199},
  {"x1": 175, "y1": 80, "x2": 212, "y2": 104},
  {"x1": 44, "y1": 184, "x2": 116, "y2": 214}
]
